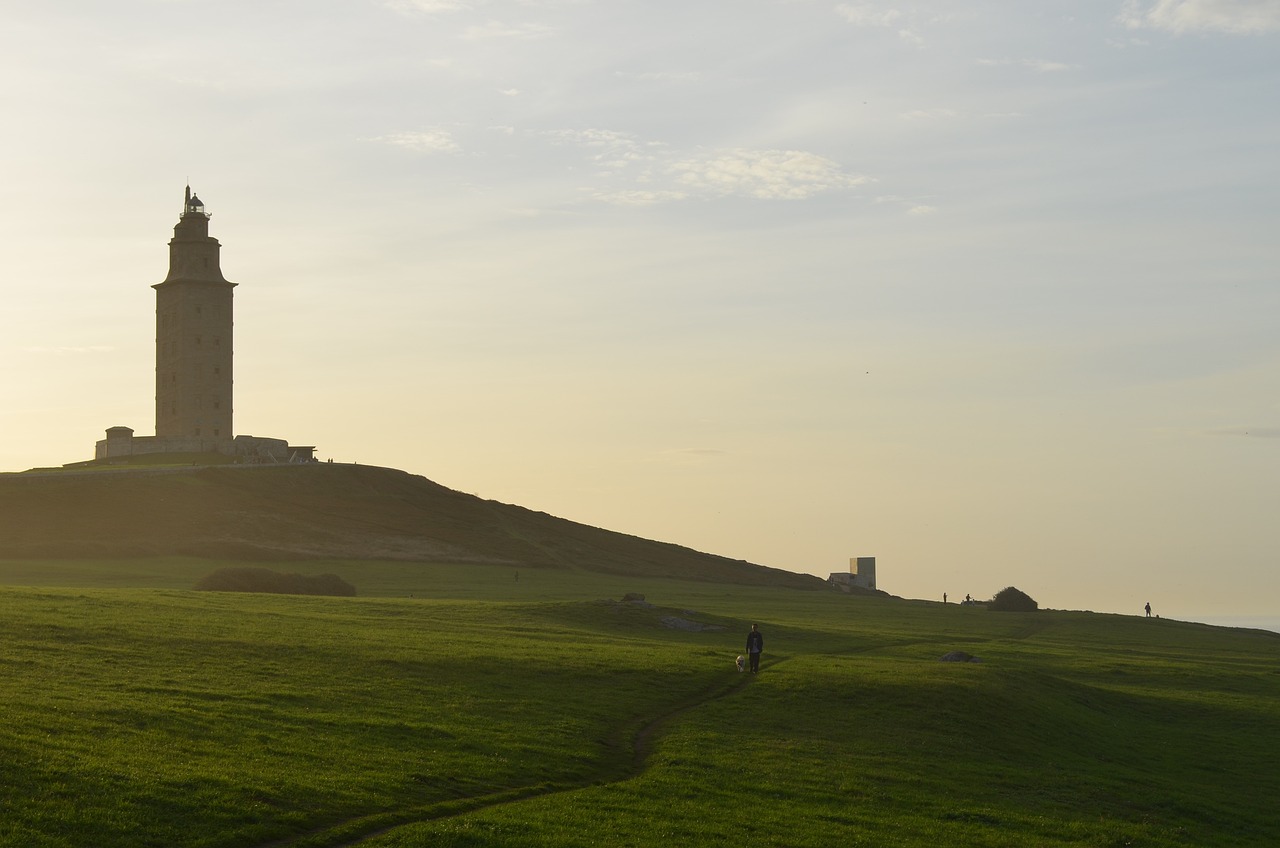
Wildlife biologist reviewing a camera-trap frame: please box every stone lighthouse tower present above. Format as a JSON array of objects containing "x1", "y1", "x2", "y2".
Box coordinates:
[
  {"x1": 153, "y1": 186, "x2": 235, "y2": 447},
  {"x1": 89, "y1": 188, "x2": 313, "y2": 465}
]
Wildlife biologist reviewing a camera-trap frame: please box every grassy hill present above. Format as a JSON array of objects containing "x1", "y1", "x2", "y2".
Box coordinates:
[
  {"x1": 3, "y1": 462, "x2": 1276, "y2": 847},
  {"x1": 0, "y1": 463, "x2": 820, "y2": 588},
  {"x1": 1, "y1": 576, "x2": 1276, "y2": 848}
]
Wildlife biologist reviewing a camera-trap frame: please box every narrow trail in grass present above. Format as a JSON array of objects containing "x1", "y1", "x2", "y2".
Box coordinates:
[
  {"x1": 254, "y1": 666, "x2": 763, "y2": 848},
  {"x1": 260, "y1": 633, "x2": 952, "y2": 848}
]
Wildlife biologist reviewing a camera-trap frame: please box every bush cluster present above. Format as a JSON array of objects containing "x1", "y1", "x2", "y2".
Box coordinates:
[
  {"x1": 195, "y1": 567, "x2": 356, "y2": 597},
  {"x1": 989, "y1": 586, "x2": 1038, "y2": 612}
]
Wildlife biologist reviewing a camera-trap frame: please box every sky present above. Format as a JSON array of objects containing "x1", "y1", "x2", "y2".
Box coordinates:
[{"x1": 2, "y1": 1, "x2": 1277, "y2": 621}]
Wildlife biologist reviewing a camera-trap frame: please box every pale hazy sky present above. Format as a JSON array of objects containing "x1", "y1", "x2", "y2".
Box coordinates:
[{"x1": 2, "y1": 1, "x2": 1277, "y2": 619}]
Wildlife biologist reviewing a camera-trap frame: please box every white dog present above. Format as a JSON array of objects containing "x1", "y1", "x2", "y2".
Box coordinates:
[{"x1": 735, "y1": 655, "x2": 746, "y2": 672}]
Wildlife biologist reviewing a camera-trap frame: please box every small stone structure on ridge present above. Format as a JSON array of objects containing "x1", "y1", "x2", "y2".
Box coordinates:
[{"x1": 828, "y1": 556, "x2": 877, "y2": 592}]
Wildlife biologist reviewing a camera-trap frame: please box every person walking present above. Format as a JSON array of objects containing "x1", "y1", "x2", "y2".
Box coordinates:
[{"x1": 745, "y1": 623, "x2": 764, "y2": 674}]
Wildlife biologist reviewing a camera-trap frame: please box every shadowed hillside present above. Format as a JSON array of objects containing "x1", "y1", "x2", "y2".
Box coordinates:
[{"x1": 0, "y1": 464, "x2": 822, "y2": 588}]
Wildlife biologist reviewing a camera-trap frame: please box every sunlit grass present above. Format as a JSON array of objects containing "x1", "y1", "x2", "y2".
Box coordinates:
[
  {"x1": 1, "y1": 565, "x2": 1277, "y2": 847},
  {"x1": 362, "y1": 606, "x2": 1280, "y2": 848}
]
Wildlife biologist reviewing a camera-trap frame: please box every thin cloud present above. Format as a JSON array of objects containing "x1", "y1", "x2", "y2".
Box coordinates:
[
  {"x1": 371, "y1": 130, "x2": 461, "y2": 153},
  {"x1": 591, "y1": 189, "x2": 689, "y2": 206},
  {"x1": 540, "y1": 128, "x2": 641, "y2": 148},
  {"x1": 615, "y1": 70, "x2": 706, "y2": 83},
  {"x1": 1119, "y1": 0, "x2": 1280, "y2": 34},
  {"x1": 463, "y1": 20, "x2": 555, "y2": 39},
  {"x1": 382, "y1": 0, "x2": 478, "y2": 13},
  {"x1": 534, "y1": 129, "x2": 866, "y2": 204},
  {"x1": 876, "y1": 195, "x2": 940, "y2": 215},
  {"x1": 538, "y1": 128, "x2": 662, "y2": 172},
  {"x1": 977, "y1": 58, "x2": 1074, "y2": 72},
  {"x1": 900, "y1": 108, "x2": 959, "y2": 120},
  {"x1": 835, "y1": 4, "x2": 925, "y2": 45},
  {"x1": 836, "y1": 4, "x2": 904, "y2": 27},
  {"x1": 670, "y1": 149, "x2": 868, "y2": 200}
]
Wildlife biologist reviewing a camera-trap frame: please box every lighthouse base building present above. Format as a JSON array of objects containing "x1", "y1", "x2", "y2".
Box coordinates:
[
  {"x1": 90, "y1": 188, "x2": 314, "y2": 465},
  {"x1": 93, "y1": 427, "x2": 312, "y2": 464}
]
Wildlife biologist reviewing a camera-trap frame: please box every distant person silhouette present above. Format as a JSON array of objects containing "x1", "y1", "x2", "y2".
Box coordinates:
[
  {"x1": 1145, "y1": 602, "x2": 1151, "y2": 618},
  {"x1": 745, "y1": 624, "x2": 763, "y2": 674},
  {"x1": 943, "y1": 593, "x2": 947, "y2": 603}
]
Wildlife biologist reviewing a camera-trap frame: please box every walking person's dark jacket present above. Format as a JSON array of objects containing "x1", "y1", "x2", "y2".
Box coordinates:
[{"x1": 745, "y1": 626, "x2": 763, "y2": 673}]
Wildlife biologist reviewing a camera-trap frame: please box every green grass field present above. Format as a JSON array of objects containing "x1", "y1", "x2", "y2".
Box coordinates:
[{"x1": 2, "y1": 559, "x2": 1277, "y2": 847}]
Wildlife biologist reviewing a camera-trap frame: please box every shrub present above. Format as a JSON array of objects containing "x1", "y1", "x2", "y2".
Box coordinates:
[
  {"x1": 989, "y1": 586, "x2": 1038, "y2": 612},
  {"x1": 195, "y1": 567, "x2": 356, "y2": 597}
]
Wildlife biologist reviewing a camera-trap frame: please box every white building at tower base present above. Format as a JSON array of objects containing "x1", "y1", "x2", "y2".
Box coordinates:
[{"x1": 94, "y1": 427, "x2": 313, "y2": 464}]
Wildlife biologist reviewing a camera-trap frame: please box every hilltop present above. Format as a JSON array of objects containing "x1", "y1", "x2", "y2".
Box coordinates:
[{"x1": 0, "y1": 463, "x2": 822, "y2": 588}]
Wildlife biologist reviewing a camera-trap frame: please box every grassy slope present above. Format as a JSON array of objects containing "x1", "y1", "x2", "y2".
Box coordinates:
[
  {"x1": 2, "y1": 569, "x2": 1276, "y2": 848},
  {"x1": 468, "y1": 619, "x2": 1277, "y2": 848},
  {"x1": 0, "y1": 465, "x2": 819, "y2": 588}
]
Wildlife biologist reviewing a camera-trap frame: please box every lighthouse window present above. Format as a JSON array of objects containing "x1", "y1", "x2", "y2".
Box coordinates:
[
  {"x1": 196, "y1": 336, "x2": 202, "y2": 346},
  {"x1": 196, "y1": 306, "x2": 202, "y2": 315}
]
